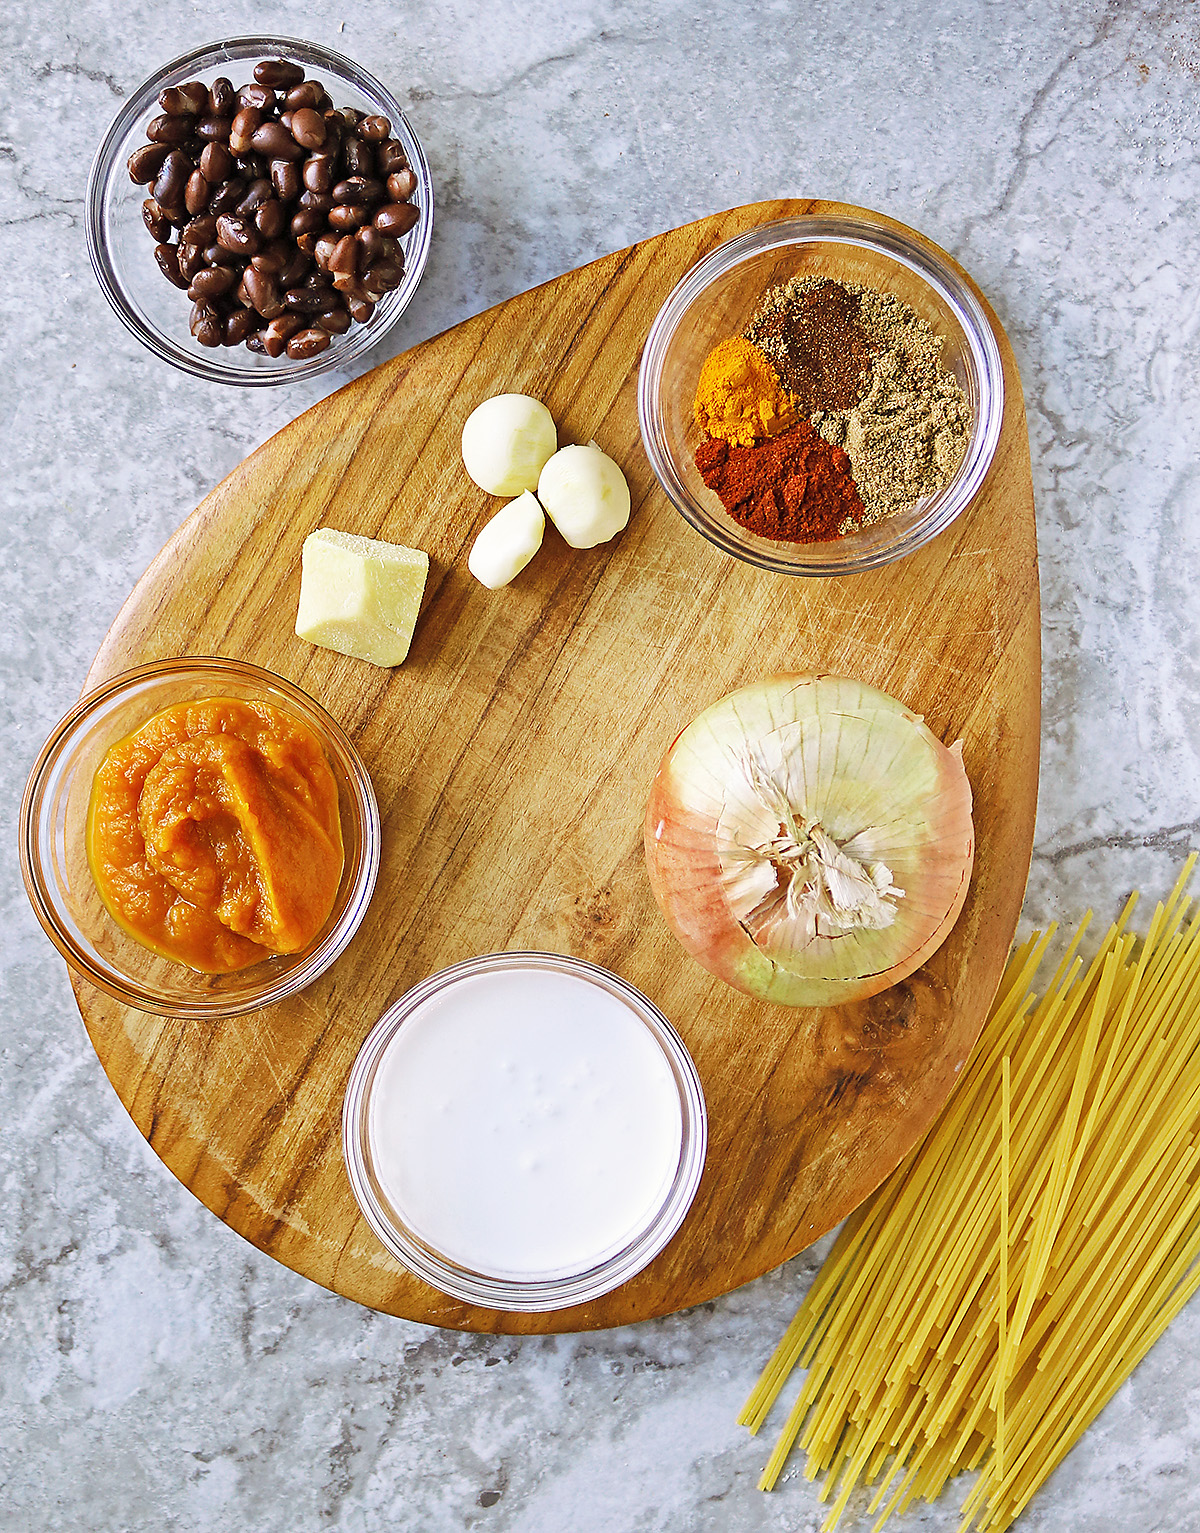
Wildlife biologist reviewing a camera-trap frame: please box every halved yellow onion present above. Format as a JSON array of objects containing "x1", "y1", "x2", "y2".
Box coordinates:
[{"x1": 643, "y1": 675, "x2": 974, "y2": 1007}]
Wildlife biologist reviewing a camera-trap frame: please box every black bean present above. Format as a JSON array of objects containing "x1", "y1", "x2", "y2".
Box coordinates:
[
  {"x1": 344, "y1": 138, "x2": 374, "y2": 176},
  {"x1": 151, "y1": 149, "x2": 192, "y2": 210},
  {"x1": 235, "y1": 152, "x2": 270, "y2": 180},
  {"x1": 250, "y1": 250, "x2": 283, "y2": 278},
  {"x1": 245, "y1": 331, "x2": 269, "y2": 354},
  {"x1": 224, "y1": 307, "x2": 260, "y2": 346},
  {"x1": 259, "y1": 313, "x2": 302, "y2": 355},
  {"x1": 159, "y1": 83, "x2": 205, "y2": 115},
  {"x1": 331, "y1": 106, "x2": 362, "y2": 129},
  {"x1": 191, "y1": 301, "x2": 223, "y2": 346},
  {"x1": 204, "y1": 242, "x2": 240, "y2": 268},
  {"x1": 355, "y1": 225, "x2": 386, "y2": 265},
  {"x1": 216, "y1": 214, "x2": 259, "y2": 255},
  {"x1": 142, "y1": 198, "x2": 172, "y2": 241},
  {"x1": 347, "y1": 294, "x2": 375, "y2": 325},
  {"x1": 327, "y1": 202, "x2": 369, "y2": 232},
  {"x1": 283, "y1": 287, "x2": 330, "y2": 313},
  {"x1": 255, "y1": 200, "x2": 286, "y2": 239},
  {"x1": 373, "y1": 202, "x2": 419, "y2": 237},
  {"x1": 287, "y1": 326, "x2": 331, "y2": 359},
  {"x1": 254, "y1": 59, "x2": 305, "y2": 88},
  {"x1": 177, "y1": 242, "x2": 206, "y2": 281},
  {"x1": 199, "y1": 142, "x2": 233, "y2": 182},
  {"x1": 302, "y1": 155, "x2": 333, "y2": 194},
  {"x1": 332, "y1": 176, "x2": 382, "y2": 204},
  {"x1": 271, "y1": 159, "x2": 302, "y2": 201},
  {"x1": 241, "y1": 266, "x2": 286, "y2": 318},
  {"x1": 128, "y1": 142, "x2": 169, "y2": 183},
  {"x1": 285, "y1": 81, "x2": 323, "y2": 110},
  {"x1": 357, "y1": 114, "x2": 391, "y2": 142},
  {"x1": 298, "y1": 190, "x2": 335, "y2": 213},
  {"x1": 377, "y1": 139, "x2": 408, "y2": 175},
  {"x1": 146, "y1": 112, "x2": 194, "y2": 145},
  {"x1": 188, "y1": 265, "x2": 237, "y2": 301},
  {"x1": 184, "y1": 169, "x2": 210, "y2": 216},
  {"x1": 386, "y1": 168, "x2": 417, "y2": 202},
  {"x1": 363, "y1": 260, "x2": 404, "y2": 296},
  {"x1": 183, "y1": 213, "x2": 218, "y2": 247},
  {"x1": 290, "y1": 107, "x2": 327, "y2": 149},
  {"x1": 154, "y1": 243, "x2": 188, "y2": 289},
  {"x1": 316, "y1": 306, "x2": 351, "y2": 335},
  {"x1": 279, "y1": 248, "x2": 311, "y2": 286},
  {"x1": 228, "y1": 106, "x2": 263, "y2": 154},
  {"x1": 250, "y1": 121, "x2": 303, "y2": 160},
  {"x1": 195, "y1": 115, "x2": 233, "y2": 142},
  {"x1": 329, "y1": 233, "x2": 359, "y2": 276},
  {"x1": 209, "y1": 77, "x2": 235, "y2": 116},
  {"x1": 313, "y1": 234, "x2": 338, "y2": 270},
  {"x1": 238, "y1": 83, "x2": 276, "y2": 112},
  {"x1": 290, "y1": 207, "x2": 327, "y2": 236},
  {"x1": 236, "y1": 177, "x2": 273, "y2": 215},
  {"x1": 208, "y1": 178, "x2": 245, "y2": 215}
]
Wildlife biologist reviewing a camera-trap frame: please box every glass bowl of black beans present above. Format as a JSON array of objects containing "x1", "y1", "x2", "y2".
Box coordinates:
[{"x1": 86, "y1": 37, "x2": 433, "y2": 385}]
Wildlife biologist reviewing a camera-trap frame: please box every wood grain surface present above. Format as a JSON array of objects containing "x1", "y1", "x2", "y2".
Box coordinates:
[{"x1": 75, "y1": 199, "x2": 1040, "y2": 1334}]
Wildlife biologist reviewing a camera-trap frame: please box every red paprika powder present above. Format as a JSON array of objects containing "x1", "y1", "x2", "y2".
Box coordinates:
[{"x1": 695, "y1": 421, "x2": 865, "y2": 543}]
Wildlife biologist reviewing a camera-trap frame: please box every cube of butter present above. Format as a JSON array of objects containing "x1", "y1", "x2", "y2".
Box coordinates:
[{"x1": 296, "y1": 528, "x2": 429, "y2": 667}]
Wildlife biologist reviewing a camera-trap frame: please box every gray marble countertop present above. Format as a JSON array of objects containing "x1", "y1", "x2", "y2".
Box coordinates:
[{"x1": 4, "y1": 2, "x2": 1200, "y2": 1529}]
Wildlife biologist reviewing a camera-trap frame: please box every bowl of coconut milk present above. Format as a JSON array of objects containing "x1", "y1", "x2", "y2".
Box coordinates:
[{"x1": 342, "y1": 952, "x2": 707, "y2": 1311}]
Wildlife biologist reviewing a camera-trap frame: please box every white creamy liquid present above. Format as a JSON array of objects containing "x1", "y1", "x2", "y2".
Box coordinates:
[{"x1": 367, "y1": 968, "x2": 684, "y2": 1279}]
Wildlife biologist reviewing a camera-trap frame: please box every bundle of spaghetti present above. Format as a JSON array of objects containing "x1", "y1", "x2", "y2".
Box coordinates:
[{"x1": 740, "y1": 854, "x2": 1200, "y2": 1532}]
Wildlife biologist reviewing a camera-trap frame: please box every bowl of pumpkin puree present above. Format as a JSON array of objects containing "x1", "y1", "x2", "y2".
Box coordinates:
[{"x1": 21, "y1": 657, "x2": 380, "y2": 1018}]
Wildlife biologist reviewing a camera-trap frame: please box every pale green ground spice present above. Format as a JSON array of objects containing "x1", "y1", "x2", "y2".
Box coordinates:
[{"x1": 748, "y1": 278, "x2": 972, "y2": 526}]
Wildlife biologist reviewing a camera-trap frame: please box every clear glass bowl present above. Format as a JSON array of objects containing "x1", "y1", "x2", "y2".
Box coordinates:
[
  {"x1": 20, "y1": 658, "x2": 380, "y2": 1018},
  {"x1": 85, "y1": 36, "x2": 433, "y2": 386},
  {"x1": 638, "y1": 214, "x2": 1005, "y2": 577},
  {"x1": 343, "y1": 952, "x2": 708, "y2": 1311}
]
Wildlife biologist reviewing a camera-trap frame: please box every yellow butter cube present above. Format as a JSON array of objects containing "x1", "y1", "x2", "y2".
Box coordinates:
[{"x1": 296, "y1": 527, "x2": 429, "y2": 667}]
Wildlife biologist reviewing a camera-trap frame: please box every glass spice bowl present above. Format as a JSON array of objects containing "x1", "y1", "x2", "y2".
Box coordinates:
[
  {"x1": 20, "y1": 658, "x2": 381, "y2": 1018},
  {"x1": 637, "y1": 214, "x2": 1005, "y2": 577},
  {"x1": 85, "y1": 36, "x2": 434, "y2": 386}
]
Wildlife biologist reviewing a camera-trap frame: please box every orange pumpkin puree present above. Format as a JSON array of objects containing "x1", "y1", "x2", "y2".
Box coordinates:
[{"x1": 87, "y1": 697, "x2": 344, "y2": 974}]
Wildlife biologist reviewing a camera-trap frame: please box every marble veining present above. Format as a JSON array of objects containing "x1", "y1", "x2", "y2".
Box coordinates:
[{"x1": 4, "y1": 1, "x2": 1200, "y2": 1528}]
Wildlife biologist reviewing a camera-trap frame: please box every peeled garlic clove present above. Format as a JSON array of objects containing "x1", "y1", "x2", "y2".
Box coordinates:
[
  {"x1": 644, "y1": 675, "x2": 974, "y2": 1008},
  {"x1": 467, "y1": 491, "x2": 545, "y2": 589},
  {"x1": 461, "y1": 394, "x2": 557, "y2": 496},
  {"x1": 537, "y1": 442, "x2": 631, "y2": 549}
]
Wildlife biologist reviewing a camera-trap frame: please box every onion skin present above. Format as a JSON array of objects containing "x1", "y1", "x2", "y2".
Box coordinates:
[{"x1": 643, "y1": 675, "x2": 975, "y2": 1008}]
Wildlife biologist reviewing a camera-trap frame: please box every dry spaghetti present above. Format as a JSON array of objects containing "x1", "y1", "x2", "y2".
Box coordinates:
[{"x1": 742, "y1": 855, "x2": 1200, "y2": 1532}]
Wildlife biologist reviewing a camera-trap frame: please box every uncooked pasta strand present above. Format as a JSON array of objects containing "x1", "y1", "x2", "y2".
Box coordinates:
[{"x1": 743, "y1": 861, "x2": 1200, "y2": 1533}]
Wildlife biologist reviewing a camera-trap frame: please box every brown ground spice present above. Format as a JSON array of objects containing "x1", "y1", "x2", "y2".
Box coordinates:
[
  {"x1": 746, "y1": 277, "x2": 972, "y2": 526},
  {"x1": 746, "y1": 279, "x2": 877, "y2": 413}
]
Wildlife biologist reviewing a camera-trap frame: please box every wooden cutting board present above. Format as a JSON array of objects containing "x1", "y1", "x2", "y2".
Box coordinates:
[{"x1": 76, "y1": 199, "x2": 1039, "y2": 1335}]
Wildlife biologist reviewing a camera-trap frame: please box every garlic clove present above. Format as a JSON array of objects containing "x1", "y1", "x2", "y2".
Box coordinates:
[
  {"x1": 461, "y1": 394, "x2": 557, "y2": 496},
  {"x1": 467, "y1": 491, "x2": 546, "y2": 589},
  {"x1": 537, "y1": 442, "x2": 631, "y2": 549}
]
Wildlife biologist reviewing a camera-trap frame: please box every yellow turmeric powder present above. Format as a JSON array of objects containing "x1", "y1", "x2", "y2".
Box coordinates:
[{"x1": 693, "y1": 336, "x2": 800, "y2": 447}]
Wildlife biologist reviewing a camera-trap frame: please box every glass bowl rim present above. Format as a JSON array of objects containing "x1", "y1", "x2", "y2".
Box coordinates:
[
  {"x1": 84, "y1": 33, "x2": 434, "y2": 387},
  {"x1": 20, "y1": 655, "x2": 381, "y2": 1017},
  {"x1": 637, "y1": 212, "x2": 1005, "y2": 577},
  {"x1": 342, "y1": 950, "x2": 708, "y2": 1312}
]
